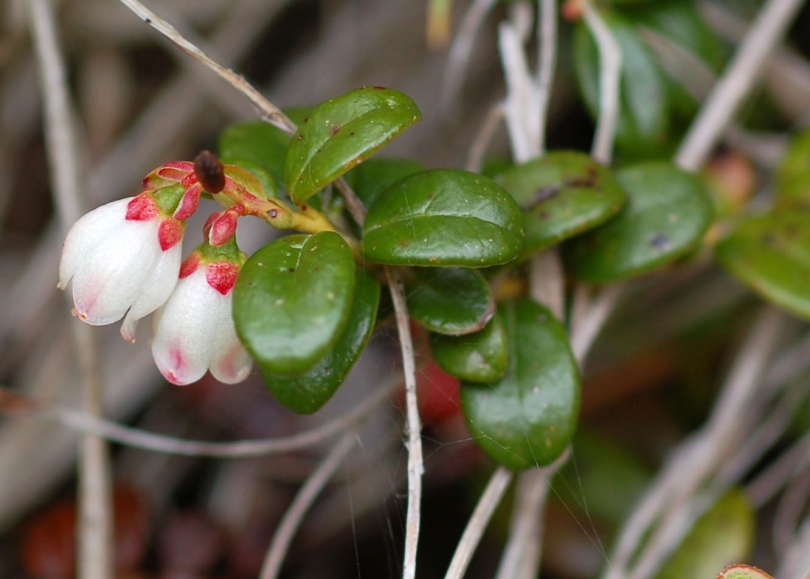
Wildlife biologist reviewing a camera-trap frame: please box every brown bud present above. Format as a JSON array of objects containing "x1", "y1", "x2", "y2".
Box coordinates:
[{"x1": 193, "y1": 150, "x2": 226, "y2": 193}]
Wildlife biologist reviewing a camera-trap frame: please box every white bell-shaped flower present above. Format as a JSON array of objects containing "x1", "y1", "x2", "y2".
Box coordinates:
[
  {"x1": 58, "y1": 196, "x2": 184, "y2": 341},
  {"x1": 151, "y1": 258, "x2": 251, "y2": 385}
]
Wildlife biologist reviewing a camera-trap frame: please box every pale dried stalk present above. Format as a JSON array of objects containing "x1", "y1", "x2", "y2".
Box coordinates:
[
  {"x1": 385, "y1": 266, "x2": 424, "y2": 579},
  {"x1": 498, "y1": 17, "x2": 539, "y2": 163},
  {"x1": 26, "y1": 0, "x2": 113, "y2": 576},
  {"x1": 534, "y1": 0, "x2": 557, "y2": 155},
  {"x1": 675, "y1": 0, "x2": 805, "y2": 172},
  {"x1": 495, "y1": 466, "x2": 554, "y2": 579},
  {"x1": 570, "y1": 284, "x2": 623, "y2": 365},
  {"x1": 444, "y1": 467, "x2": 513, "y2": 579},
  {"x1": 580, "y1": 0, "x2": 621, "y2": 165},
  {"x1": 21, "y1": 372, "x2": 401, "y2": 458},
  {"x1": 442, "y1": 0, "x2": 499, "y2": 105},
  {"x1": 465, "y1": 102, "x2": 504, "y2": 172},
  {"x1": 259, "y1": 431, "x2": 356, "y2": 579}
]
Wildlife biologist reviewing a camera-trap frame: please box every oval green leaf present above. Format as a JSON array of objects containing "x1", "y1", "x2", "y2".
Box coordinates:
[
  {"x1": 362, "y1": 169, "x2": 525, "y2": 267},
  {"x1": 460, "y1": 298, "x2": 580, "y2": 469},
  {"x1": 497, "y1": 151, "x2": 626, "y2": 256},
  {"x1": 262, "y1": 268, "x2": 380, "y2": 414},
  {"x1": 564, "y1": 162, "x2": 713, "y2": 282},
  {"x1": 715, "y1": 211, "x2": 810, "y2": 319},
  {"x1": 430, "y1": 314, "x2": 508, "y2": 382},
  {"x1": 406, "y1": 268, "x2": 494, "y2": 335},
  {"x1": 233, "y1": 231, "x2": 356, "y2": 375},
  {"x1": 285, "y1": 87, "x2": 422, "y2": 204},
  {"x1": 574, "y1": 15, "x2": 671, "y2": 157},
  {"x1": 656, "y1": 489, "x2": 754, "y2": 579}
]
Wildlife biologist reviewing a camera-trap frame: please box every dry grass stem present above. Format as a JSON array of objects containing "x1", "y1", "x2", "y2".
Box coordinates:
[
  {"x1": 26, "y1": 0, "x2": 113, "y2": 575},
  {"x1": 444, "y1": 467, "x2": 513, "y2": 579},
  {"x1": 259, "y1": 431, "x2": 357, "y2": 579},
  {"x1": 675, "y1": 0, "x2": 805, "y2": 172},
  {"x1": 385, "y1": 265, "x2": 424, "y2": 579},
  {"x1": 580, "y1": 0, "x2": 621, "y2": 165}
]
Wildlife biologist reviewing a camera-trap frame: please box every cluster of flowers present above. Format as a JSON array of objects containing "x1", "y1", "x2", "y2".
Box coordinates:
[{"x1": 58, "y1": 158, "x2": 252, "y2": 386}]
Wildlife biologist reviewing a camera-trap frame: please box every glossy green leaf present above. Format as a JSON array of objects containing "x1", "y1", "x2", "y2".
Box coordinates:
[
  {"x1": 430, "y1": 314, "x2": 508, "y2": 382},
  {"x1": 716, "y1": 211, "x2": 810, "y2": 319},
  {"x1": 460, "y1": 298, "x2": 580, "y2": 469},
  {"x1": 406, "y1": 268, "x2": 494, "y2": 335},
  {"x1": 285, "y1": 87, "x2": 422, "y2": 204},
  {"x1": 218, "y1": 121, "x2": 290, "y2": 190},
  {"x1": 233, "y1": 231, "x2": 356, "y2": 375},
  {"x1": 262, "y1": 268, "x2": 380, "y2": 414},
  {"x1": 655, "y1": 489, "x2": 754, "y2": 579},
  {"x1": 574, "y1": 15, "x2": 671, "y2": 157},
  {"x1": 716, "y1": 565, "x2": 774, "y2": 579},
  {"x1": 564, "y1": 162, "x2": 713, "y2": 282},
  {"x1": 345, "y1": 157, "x2": 425, "y2": 207},
  {"x1": 497, "y1": 151, "x2": 626, "y2": 256},
  {"x1": 362, "y1": 169, "x2": 525, "y2": 267}
]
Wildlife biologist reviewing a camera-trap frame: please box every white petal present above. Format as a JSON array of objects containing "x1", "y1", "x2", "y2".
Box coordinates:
[
  {"x1": 120, "y1": 240, "x2": 183, "y2": 341},
  {"x1": 208, "y1": 300, "x2": 252, "y2": 384},
  {"x1": 151, "y1": 270, "x2": 218, "y2": 385},
  {"x1": 72, "y1": 218, "x2": 162, "y2": 325},
  {"x1": 59, "y1": 198, "x2": 133, "y2": 289}
]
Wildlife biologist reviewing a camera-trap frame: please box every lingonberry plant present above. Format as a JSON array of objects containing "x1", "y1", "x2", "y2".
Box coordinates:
[{"x1": 19, "y1": 0, "x2": 810, "y2": 576}]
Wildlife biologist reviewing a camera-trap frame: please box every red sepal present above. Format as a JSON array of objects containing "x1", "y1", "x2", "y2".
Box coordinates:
[
  {"x1": 174, "y1": 182, "x2": 201, "y2": 221},
  {"x1": 126, "y1": 193, "x2": 159, "y2": 221},
  {"x1": 180, "y1": 252, "x2": 202, "y2": 278},
  {"x1": 206, "y1": 261, "x2": 240, "y2": 295},
  {"x1": 158, "y1": 219, "x2": 184, "y2": 251}
]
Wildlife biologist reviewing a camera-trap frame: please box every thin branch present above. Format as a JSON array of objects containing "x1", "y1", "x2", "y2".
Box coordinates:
[
  {"x1": 259, "y1": 430, "x2": 357, "y2": 579},
  {"x1": 580, "y1": 0, "x2": 621, "y2": 165},
  {"x1": 495, "y1": 451, "x2": 569, "y2": 579},
  {"x1": 465, "y1": 102, "x2": 505, "y2": 172},
  {"x1": 570, "y1": 284, "x2": 623, "y2": 365},
  {"x1": 747, "y1": 428, "x2": 810, "y2": 507},
  {"x1": 26, "y1": 1, "x2": 113, "y2": 577},
  {"x1": 534, "y1": 0, "x2": 557, "y2": 155},
  {"x1": 442, "y1": 0, "x2": 499, "y2": 106},
  {"x1": 498, "y1": 14, "x2": 539, "y2": 163},
  {"x1": 17, "y1": 374, "x2": 399, "y2": 458},
  {"x1": 115, "y1": 0, "x2": 296, "y2": 135},
  {"x1": 385, "y1": 266, "x2": 424, "y2": 579},
  {"x1": 675, "y1": 0, "x2": 805, "y2": 172},
  {"x1": 529, "y1": 250, "x2": 564, "y2": 320},
  {"x1": 334, "y1": 177, "x2": 367, "y2": 226},
  {"x1": 445, "y1": 467, "x2": 513, "y2": 579}
]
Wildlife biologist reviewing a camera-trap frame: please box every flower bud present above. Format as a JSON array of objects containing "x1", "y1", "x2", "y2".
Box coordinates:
[
  {"x1": 151, "y1": 239, "x2": 250, "y2": 385},
  {"x1": 58, "y1": 195, "x2": 186, "y2": 341}
]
